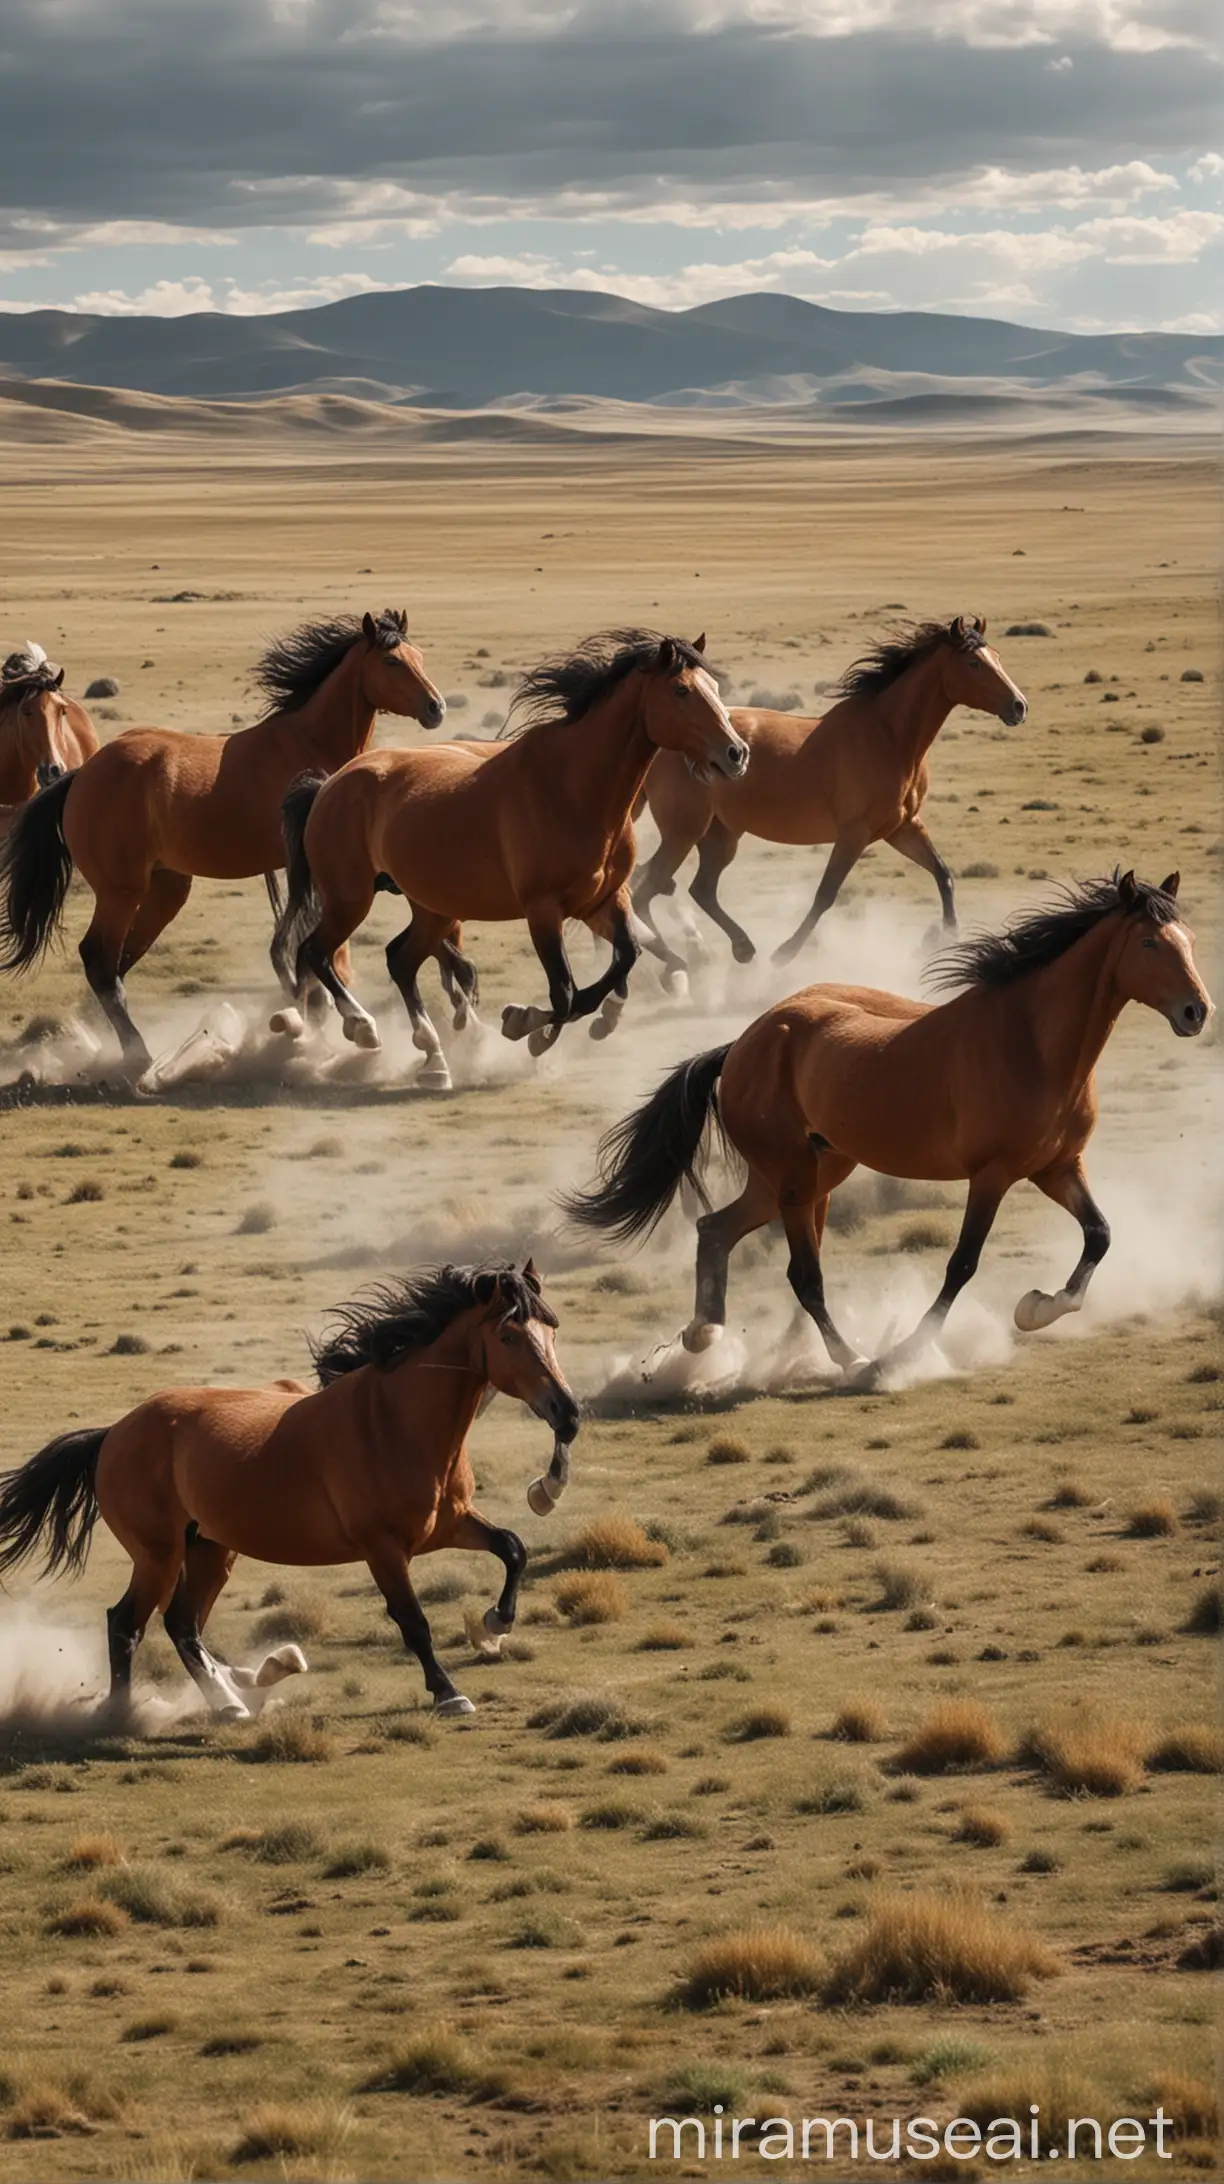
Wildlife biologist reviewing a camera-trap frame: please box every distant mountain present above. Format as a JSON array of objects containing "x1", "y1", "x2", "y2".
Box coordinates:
[{"x1": 0, "y1": 286, "x2": 1219, "y2": 409}]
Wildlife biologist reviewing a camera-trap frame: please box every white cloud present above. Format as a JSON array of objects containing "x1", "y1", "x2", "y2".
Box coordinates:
[
  {"x1": 1072, "y1": 207, "x2": 1224, "y2": 259},
  {"x1": 65, "y1": 271, "x2": 409, "y2": 317},
  {"x1": 1188, "y1": 152, "x2": 1224, "y2": 182}
]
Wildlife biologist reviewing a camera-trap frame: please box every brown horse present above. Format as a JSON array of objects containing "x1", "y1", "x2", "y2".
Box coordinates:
[
  {"x1": 0, "y1": 649, "x2": 98, "y2": 801},
  {"x1": 634, "y1": 616, "x2": 1028, "y2": 976},
  {"x1": 271, "y1": 630, "x2": 749, "y2": 1090},
  {"x1": 568, "y1": 872, "x2": 1211, "y2": 1390},
  {"x1": 0, "y1": 1262, "x2": 579, "y2": 1722},
  {"x1": 0, "y1": 610, "x2": 445, "y2": 1077}
]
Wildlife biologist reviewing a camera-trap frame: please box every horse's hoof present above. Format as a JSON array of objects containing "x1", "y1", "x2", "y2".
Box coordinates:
[
  {"x1": 771, "y1": 938, "x2": 801, "y2": 969},
  {"x1": 841, "y1": 1357, "x2": 883, "y2": 1393},
  {"x1": 255, "y1": 1644, "x2": 309, "y2": 1687},
  {"x1": 418, "y1": 1058, "x2": 453, "y2": 1093},
  {"x1": 217, "y1": 1701, "x2": 252, "y2": 1724},
  {"x1": 660, "y1": 967, "x2": 689, "y2": 999},
  {"x1": 502, "y1": 1004, "x2": 531, "y2": 1042},
  {"x1": 681, "y1": 1319, "x2": 722, "y2": 1354},
  {"x1": 527, "y1": 1474, "x2": 560, "y2": 1516},
  {"x1": 1014, "y1": 1288, "x2": 1067, "y2": 1332},
  {"x1": 527, "y1": 1026, "x2": 555, "y2": 1059},
  {"x1": 435, "y1": 1694, "x2": 476, "y2": 1719},
  {"x1": 342, "y1": 1016, "x2": 381, "y2": 1050},
  {"x1": 269, "y1": 1007, "x2": 304, "y2": 1040},
  {"x1": 464, "y1": 1605, "x2": 505, "y2": 1658},
  {"x1": 731, "y1": 939, "x2": 757, "y2": 964}
]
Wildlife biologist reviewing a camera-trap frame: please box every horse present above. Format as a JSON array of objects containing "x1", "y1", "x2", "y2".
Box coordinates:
[
  {"x1": 0, "y1": 1261, "x2": 579, "y2": 1723},
  {"x1": 633, "y1": 616, "x2": 1028, "y2": 976},
  {"x1": 270, "y1": 629, "x2": 750, "y2": 1091},
  {"x1": 0, "y1": 610, "x2": 445, "y2": 1078},
  {"x1": 0, "y1": 647, "x2": 98, "y2": 802},
  {"x1": 567, "y1": 871, "x2": 1211, "y2": 1391}
]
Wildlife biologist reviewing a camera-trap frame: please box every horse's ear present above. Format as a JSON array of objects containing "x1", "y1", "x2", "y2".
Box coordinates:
[
  {"x1": 950, "y1": 615, "x2": 966, "y2": 644},
  {"x1": 975, "y1": 613, "x2": 987, "y2": 637},
  {"x1": 692, "y1": 632, "x2": 707, "y2": 654},
  {"x1": 1160, "y1": 870, "x2": 1180, "y2": 899},
  {"x1": 521, "y1": 1255, "x2": 540, "y2": 1289},
  {"x1": 361, "y1": 611, "x2": 377, "y2": 643},
  {"x1": 397, "y1": 607, "x2": 408, "y2": 632},
  {"x1": 1118, "y1": 869, "x2": 1138, "y2": 908},
  {"x1": 51, "y1": 666, "x2": 65, "y2": 689},
  {"x1": 656, "y1": 636, "x2": 676, "y2": 671}
]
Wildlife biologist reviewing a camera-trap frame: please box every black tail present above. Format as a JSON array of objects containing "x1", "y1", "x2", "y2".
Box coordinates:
[
  {"x1": 272, "y1": 770, "x2": 325, "y2": 973},
  {"x1": 564, "y1": 1043, "x2": 731, "y2": 1243},
  {"x1": 0, "y1": 771, "x2": 75, "y2": 973},
  {"x1": 0, "y1": 1427, "x2": 108, "y2": 1583}
]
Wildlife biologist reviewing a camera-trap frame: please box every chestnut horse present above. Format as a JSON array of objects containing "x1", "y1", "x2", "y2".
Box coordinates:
[
  {"x1": 0, "y1": 648, "x2": 98, "y2": 801},
  {"x1": 568, "y1": 872, "x2": 1211, "y2": 1389},
  {"x1": 0, "y1": 1262, "x2": 579, "y2": 1722},
  {"x1": 271, "y1": 630, "x2": 749, "y2": 1090},
  {"x1": 0, "y1": 610, "x2": 445, "y2": 1077},
  {"x1": 634, "y1": 616, "x2": 1028, "y2": 975}
]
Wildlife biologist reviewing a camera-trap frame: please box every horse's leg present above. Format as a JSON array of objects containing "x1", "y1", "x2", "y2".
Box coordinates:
[
  {"x1": 1015, "y1": 1159, "x2": 1110, "y2": 1331},
  {"x1": 439, "y1": 928, "x2": 481, "y2": 1031},
  {"x1": 849, "y1": 1171, "x2": 1007, "y2": 1389},
  {"x1": 511, "y1": 894, "x2": 640, "y2": 1053},
  {"x1": 772, "y1": 830, "x2": 871, "y2": 968},
  {"x1": 585, "y1": 897, "x2": 647, "y2": 1043},
  {"x1": 105, "y1": 1544, "x2": 183, "y2": 1720},
  {"x1": 386, "y1": 910, "x2": 453, "y2": 1089},
  {"x1": 297, "y1": 896, "x2": 380, "y2": 1048},
  {"x1": 179, "y1": 1534, "x2": 308, "y2": 1695},
  {"x1": 630, "y1": 830, "x2": 696, "y2": 988},
  {"x1": 162, "y1": 1566, "x2": 252, "y2": 1721},
  {"x1": 502, "y1": 909, "x2": 574, "y2": 1051},
  {"x1": 886, "y1": 815, "x2": 957, "y2": 932},
  {"x1": 689, "y1": 818, "x2": 755, "y2": 963},
  {"x1": 682, "y1": 1168, "x2": 779, "y2": 1351},
  {"x1": 367, "y1": 1543, "x2": 474, "y2": 1717},
  {"x1": 79, "y1": 888, "x2": 153, "y2": 1077},
  {"x1": 450, "y1": 1510, "x2": 528, "y2": 1656},
  {"x1": 779, "y1": 1167, "x2": 867, "y2": 1373},
  {"x1": 118, "y1": 869, "x2": 192, "y2": 974}
]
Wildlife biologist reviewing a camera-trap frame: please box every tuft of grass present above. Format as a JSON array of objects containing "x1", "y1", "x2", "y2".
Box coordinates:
[
  {"x1": 1047, "y1": 1479, "x2": 1093, "y2": 1508},
  {"x1": 1145, "y1": 2071, "x2": 1218, "y2": 2141},
  {"x1": 252, "y1": 1713, "x2": 335, "y2": 1764},
  {"x1": 823, "y1": 1891, "x2": 1057, "y2": 2005},
  {"x1": 555, "y1": 1571, "x2": 628, "y2": 1625},
  {"x1": 231, "y1": 2102, "x2": 347, "y2": 2164},
  {"x1": 706, "y1": 1435, "x2": 752, "y2": 1465},
  {"x1": 725, "y1": 1704, "x2": 791, "y2": 1743},
  {"x1": 872, "y1": 1559, "x2": 928, "y2": 1611},
  {"x1": 899, "y1": 1221, "x2": 950, "y2": 1252},
  {"x1": 62, "y1": 1833, "x2": 124, "y2": 1870},
  {"x1": 250, "y1": 1821, "x2": 322, "y2": 1864},
  {"x1": 580, "y1": 1800, "x2": 641, "y2": 1830},
  {"x1": 236, "y1": 1202, "x2": 276, "y2": 1236},
  {"x1": 528, "y1": 1693, "x2": 650, "y2": 1742},
  {"x1": 910, "y1": 2037, "x2": 996, "y2": 2086},
  {"x1": 360, "y1": 2034, "x2": 487, "y2": 2098},
  {"x1": 831, "y1": 1699, "x2": 888, "y2": 1743},
  {"x1": 121, "y1": 2013, "x2": 177, "y2": 2042},
  {"x1": 201, "y1": 2029, "x2": 263, "y2": 2056},
  {"x1": 45, "y1": 1896, "x2": 128, "y2": 1938},
  {"x1": 109, "y1": 1330, "x2": 150, "y2": 1355},
  {"x1": 1185, "y1": 1582, "x2": 1222, "y2": 1634},
  {"x1": 324, "y1": 1839, "x2": 391, "y2": 1877},
  {"x1": 569, "y1": 1516, "x2": 668, "y2": 1569},
  {"x1": 1020, "y1": 1713, "x2": 1146, "y2": 1797},
  {"x1": 678, "y1": 1925, "x2": 825, "y2": 2008},
  {"x1": 251, "y1": 1598, "x2": 329, "y2": 1644},
  {"x1": 67, "y1": 1180, "x2": 105, "y2": 1205},
  {"x1": 606, "y1": 1747, "x2": 668, "y2": 1776},
  {"x1": 1147, "y1": 1724, "x2": 1224, "y2": 1774},
  {"x1": 98, "y1": 1865, "x2": 221, "y2": 1928},
  {"x1": 954, "y1": 1806, "x2": 1011, "y2": 1848},
  {"x1": 638, "y1": 1620, "x2": 691, "y2": 1651},
  {"x1": 894, "y1": 1701, "x2": 1006, "y2": 1775},
  {"x1": 1127, "y1": 1498, "x2": 1178, "y2": 1537},
  {"x1": 513, "y1": 1804, "x2": 574, "y2": 1834}
]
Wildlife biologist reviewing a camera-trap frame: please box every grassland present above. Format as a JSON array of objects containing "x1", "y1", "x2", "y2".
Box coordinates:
[{"x1": 0, "y1": 419, "x2": 1218, "y2": 2182}]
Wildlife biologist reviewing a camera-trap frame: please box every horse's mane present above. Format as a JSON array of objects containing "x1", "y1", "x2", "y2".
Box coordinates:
[
  {"x1": 311, "y1": 1262, "x2": 556, "y2": 1383},
  {"x1": 506, "y1": 628, "x2": 710, "y2": 738},
  {"x1": 930, "y1": 872, "x2": 1181, "y2": 994},
  {"x1": 253, "y1": 608, "x2": 407, "y2": 713},
  {"x1": 836, "y1": 617, "x2": 983, "y2": 702},
  {"x1": 0, "y1": 644, "x2": 59, "y2": 710}
]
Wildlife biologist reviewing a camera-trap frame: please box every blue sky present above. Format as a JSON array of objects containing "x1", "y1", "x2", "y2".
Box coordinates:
[{"x1": 0, "y1": 0, "x2": 1219, "y2": 331}]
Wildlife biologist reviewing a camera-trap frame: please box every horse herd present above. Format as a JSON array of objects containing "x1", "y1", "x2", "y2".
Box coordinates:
[{"x1": 0, "y1": 607, "x2": 1211, "y2": 1722}]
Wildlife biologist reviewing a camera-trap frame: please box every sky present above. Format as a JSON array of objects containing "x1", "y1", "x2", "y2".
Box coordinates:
[{"x1": 0, "y1": 0, "x2": 1220, "y2": 332}]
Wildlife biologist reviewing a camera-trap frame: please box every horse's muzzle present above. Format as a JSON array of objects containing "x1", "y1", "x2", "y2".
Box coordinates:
[
  {"x1": 538, "y1": 1385, "x2": 581, "y2": 1442},
  {"x1": 1171, "y1": 998, "x2": 1209, "y2": 1036},
  {"x1": 1001, "y1": 697, "x2": 1028, "y2": 727},
  {"x1": 36, "y1": 762, "x2": 66, "y2": 788},
  {"x1": 715, "y1": 739, "x2": 750, "y2": 779},
  {"x1": 420, "y1": 697, "x2": 447, "y2": 730}
]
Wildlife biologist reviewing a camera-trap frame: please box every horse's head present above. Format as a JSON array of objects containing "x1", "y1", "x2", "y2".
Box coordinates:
[
  {"x1": 358, "y1": 608, "x2": 446, "y2": 730},
  {"x1": 477, "y1": 1261, "x2": 580, "y2": 1443},
  {"x1": 642, "y1": 635, "x2": 749, "y2": 783},
  {"x1": 941, "y1": 616, "x2": 1028, "y2": 728},
  {"x1": 1116, "y1": 870, "x2": 1212, "y2": 1037},
  {"x1": 15, "y1": 669, "x2": 74, "y2": 787}
]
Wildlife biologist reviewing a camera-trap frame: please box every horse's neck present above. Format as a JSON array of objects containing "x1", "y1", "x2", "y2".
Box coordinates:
[
  {"x1": 384, "y1": 1320, "x2": 489, "y2": 1457},
  {"x1": 874, "y1": 652, "x2": 952, "y2": 769},
  {"x1": 533, "y1": 681, "x2": 654, "y2": 824},
  {"x1": 273, "y1": 651, "x2": 375, "y2": 769},
  {"x1": 1010, "y1": 919, "x2": 1127, "y2": 1094}
]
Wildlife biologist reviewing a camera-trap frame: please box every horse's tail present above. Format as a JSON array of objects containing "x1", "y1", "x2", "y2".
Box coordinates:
[
  {"x1": 273, "y1": 770, "x2": 326, "y2": 968},
  {"x1": 0, "y1": 771, "x2": 75, "y2": 973},
  {"x1": 0, "y1": 1426, "x2": 108, "y2": 1584},
  {"x1": 563, "y1": 1043, "x2": 732, "y2": 1243}
]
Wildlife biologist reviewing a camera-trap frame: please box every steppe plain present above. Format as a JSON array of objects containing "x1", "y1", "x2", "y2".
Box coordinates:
[{"x1": 0, "y1": 403, "x2": 1218, "y2": 2182}]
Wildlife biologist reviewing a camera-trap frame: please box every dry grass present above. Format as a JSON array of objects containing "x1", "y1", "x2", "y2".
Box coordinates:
[
  {"x1": 894, "y1": 1701, "x2": 1007, "y2": 1774},
  {"x1": 61, "y1": 1833, "x2": 124, "y2": 1870},
  {"x1": 725, "y1": 1703, "x2": 792, "y2": 1742},
  {"x1": 678, "y1": 1925, "x2": 825, "y2": 2007},
  {"x1": 44, "y1": 1896, "x2": 128, "y2": 1939},
  {"x1": 252, "y1": 1712, "x2": 335, "y2": 1764},
  {"x1": 1127, "y1": 1498, "x2": 1179, "y2": 1537},
  {"x1": 823, "y1": 1890, "x2": 1058, "y2": 2005},
  {"x1": 1021, "y1": 1713, "x2": 1147, "y2": 1796},
  {"x1": 555, "y1": 1571, "x2": 629, "y2": 1625},
  {"x1": 873, "y1": 1559, "x2": 929, "y2": 1610},
  {"x1": 251, "y1": 1597, "x2": 330, "y2": 1644},
  {"x1": 1147, "y1": 1723, "x2": 1224, "y2": 1774},
  {"x1": 231, "y1": 2101, "x2": 349, "y2": 2164},
  {"x1": 706, "y1": 1435, "x2": 751, "y2": 1465},
  {"x1": 569, "y1": 1516, "x2": 668, "y2": 1569},
  {"x1": 954, "y1": 1806, "x2": 1011, "y2": 1847},
  {"x1": 831, "y1": 1699, "x2": 888, "y2": 1742},
  {"x1": 513, "y1": 1803, "x2": 574, "y2": 1834},
  {"x1": 637, "y1": 1620, "x2": 691, "y2": 1650},
  {"x1": 1145, "y1": 2070, "x2": 1219, "y2": 2141}
]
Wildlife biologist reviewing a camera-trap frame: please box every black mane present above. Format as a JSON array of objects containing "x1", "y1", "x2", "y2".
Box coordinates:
[
  {"x1": 836, "y1": 617, "x2": 982, "y2": 702},
  {"x1": 254, "y1": 609, "x2": 406, "y2": 713},
  {"x1": 507, "y1": 628, "x2": 710, "y2": 737},
  {"x1": 0, "y1": 655, "x2": 60, "y2": 709},
  {"x1": 930, "y1": 872, "x2": 1181, "y2": 994},
  {"x1": 311, "y1": 1262, "x2": 556, "y2": 1383}
]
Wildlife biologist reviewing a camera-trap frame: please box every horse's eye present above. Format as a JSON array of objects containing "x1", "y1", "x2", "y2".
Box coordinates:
[{"x1": 1141, "y1": 937, "x2": 1157, "y2": 950}]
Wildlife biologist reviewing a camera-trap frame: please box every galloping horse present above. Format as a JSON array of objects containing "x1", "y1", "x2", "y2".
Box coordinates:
[
  {"x1": 0, "y1": 610, "x2": 444, "y2": 1077},
  {"x1": 271, "y1": 630, "x2": 749, "y2": 1090},
  {"x1": 0, "y1": 646, "x2": 98, "y2": 802},
  {"x1": 0, "y1": 1262, "x2": 579, "y2": 1722},
  {"x1": 634, "y1": 617, "x2": 1028, "y2": 974},
  {"x1": 568, "y1": 872, "x2": 1211, "y2": 1389}
]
